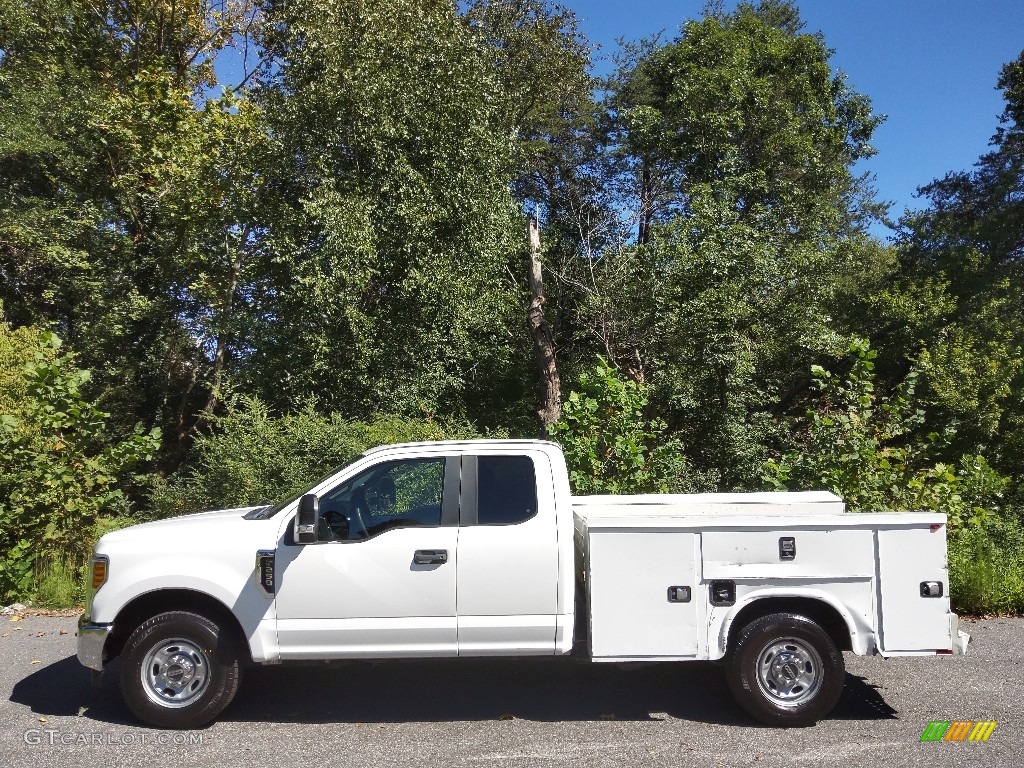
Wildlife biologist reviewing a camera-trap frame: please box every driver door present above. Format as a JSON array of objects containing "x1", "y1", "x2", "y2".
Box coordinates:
[{"x1": 274, "y1": 455, "x2": 460, "y2": 659}]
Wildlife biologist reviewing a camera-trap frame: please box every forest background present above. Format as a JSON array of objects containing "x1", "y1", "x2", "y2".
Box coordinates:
[{"x1": 2, "y1": 0, "x2": 1022, "y2": 613}]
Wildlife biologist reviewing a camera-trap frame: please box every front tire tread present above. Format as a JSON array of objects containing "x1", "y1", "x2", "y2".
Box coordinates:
[{"x1": 119, "y1": 610, "x2": 242, "y2": 729}]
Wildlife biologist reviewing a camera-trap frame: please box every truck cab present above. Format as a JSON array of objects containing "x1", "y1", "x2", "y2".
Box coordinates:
[{"x1": 270, "y1": 440, "x2": 576, "y2": 659}]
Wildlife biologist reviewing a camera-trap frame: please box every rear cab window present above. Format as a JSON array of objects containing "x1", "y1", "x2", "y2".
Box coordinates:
[{"x1": 476, "y1": 455, "x2": 538, "y2": 526}]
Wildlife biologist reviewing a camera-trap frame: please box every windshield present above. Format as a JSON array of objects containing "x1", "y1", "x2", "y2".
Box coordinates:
[{"x1": 242, "y1": 454, "x2": 364, "y2": 520}]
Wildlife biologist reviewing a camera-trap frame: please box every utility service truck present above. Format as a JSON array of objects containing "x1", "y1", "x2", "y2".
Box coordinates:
[{"x1": 77, "y1": 440, "x2": 969, "y2": 729}]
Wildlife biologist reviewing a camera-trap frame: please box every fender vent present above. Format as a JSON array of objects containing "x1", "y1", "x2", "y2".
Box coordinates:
[{"x1": 255, "y1": 550, "x2": 276, "y2": 595}]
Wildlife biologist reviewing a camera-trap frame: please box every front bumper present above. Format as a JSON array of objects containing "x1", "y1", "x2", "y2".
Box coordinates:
[{"x1": 76, "y1": 614, "x2": 113, "y2": 672}]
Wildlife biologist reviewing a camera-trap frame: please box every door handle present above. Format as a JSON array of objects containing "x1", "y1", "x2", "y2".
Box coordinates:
[{"x1": 413, "y1": 549, "x2": 448, "y2": 565}]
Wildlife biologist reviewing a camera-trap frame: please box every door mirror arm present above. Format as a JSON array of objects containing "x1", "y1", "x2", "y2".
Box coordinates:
[{"x1": 296, "y1": 494, "x2": 320, "y2": 544}]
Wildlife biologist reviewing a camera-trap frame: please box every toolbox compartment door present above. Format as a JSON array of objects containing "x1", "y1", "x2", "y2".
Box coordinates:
[
  {"x1": 876, "y1": 526, "x2": 953, "y2": 652},
  {"x1": 586, "y1": 531, "x2": 703, "y2": 658}
]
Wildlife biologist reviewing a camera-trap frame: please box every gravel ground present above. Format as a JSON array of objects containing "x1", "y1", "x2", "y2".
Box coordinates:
[{"x1": 1, "y1": 615, "x2": 1021, "y2": 768}]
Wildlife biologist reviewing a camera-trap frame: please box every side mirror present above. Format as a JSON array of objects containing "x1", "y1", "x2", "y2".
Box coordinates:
[{"x1": 295, "y1": 494, "x2": 320, "y2": 544}]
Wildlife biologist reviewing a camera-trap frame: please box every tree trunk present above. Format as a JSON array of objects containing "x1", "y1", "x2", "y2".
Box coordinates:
[
  {"x1": 527, "y1": 216, "x2": 561, "y2": 428},
  {"x1": 200, "y1": 225, "x2": 250, "y2": 420},
  {"x1": 638, "y1": 158, "x2": 654, "y2": 246}
]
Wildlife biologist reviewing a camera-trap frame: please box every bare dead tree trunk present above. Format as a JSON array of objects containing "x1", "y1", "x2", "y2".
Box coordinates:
[
  {"x1": 528, "y1": 215, "x2": 561, "y2": 429},
  {"x1": 638, "y1": 158, "x2": 654, "y2": 246}
]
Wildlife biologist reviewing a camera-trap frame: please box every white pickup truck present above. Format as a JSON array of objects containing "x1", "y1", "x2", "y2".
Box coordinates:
[{"x1": 77, "y1": 439, "x2": 969, "y2": 729}]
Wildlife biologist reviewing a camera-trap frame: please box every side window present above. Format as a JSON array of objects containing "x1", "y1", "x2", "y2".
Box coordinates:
[
  {"x1": 319, "y1": 458, "x2": 445, "y2": 540},
  {"x1": 477, "y1": 455, "x2": 538, "y2": 526}
]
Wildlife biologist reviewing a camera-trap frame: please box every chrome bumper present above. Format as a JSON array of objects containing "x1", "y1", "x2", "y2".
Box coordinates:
[{"x1": 76, "y1": 614, "x2": 113, "y2": 672}]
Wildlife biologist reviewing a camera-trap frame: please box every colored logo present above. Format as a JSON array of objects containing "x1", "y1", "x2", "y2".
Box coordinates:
[{"x1": 920, "y1": 721, "x2": 997, "y2": 742}]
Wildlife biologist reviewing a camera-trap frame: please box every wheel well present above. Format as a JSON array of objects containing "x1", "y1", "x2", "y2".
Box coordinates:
[
  {"x1": 106, "y1": 590, "x2": 252, "y2": 664},
  {"x1": 725, "y1": 597, "x2": 853, "y2": 654}
]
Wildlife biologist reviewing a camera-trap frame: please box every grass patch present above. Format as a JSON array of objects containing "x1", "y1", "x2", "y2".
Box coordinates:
[
  {"x1": 32, "y1": 554, "x2": 85, "y2": 608},
  {"x1": 26, "y1": 515, "x2": 142, "y2": 609},
  {"x1": 949, "y1": 516, "x2": 1024, "y2": 615}
]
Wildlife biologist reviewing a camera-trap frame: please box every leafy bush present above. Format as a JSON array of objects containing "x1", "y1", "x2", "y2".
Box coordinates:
[
  {"x1": 763, "y1": 340, "x2": 1007, "y2": 528},
  {"x1": 149, "y1": 396, "x2": 487, "y2": 517},
  {"x1": 548, "y1": 359, "x2": 701, "y2": 495},
  {"x1": 0, "y1": 325, "x2": 159, "y2": 601}
]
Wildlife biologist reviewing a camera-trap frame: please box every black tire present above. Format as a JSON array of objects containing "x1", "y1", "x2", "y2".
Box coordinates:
[
  {"x1": 725, "y1": 612, "x2": 844, "y2": 727},
  {"x1": 119, "y1": 611, "x2": 243, "y2": 729}
]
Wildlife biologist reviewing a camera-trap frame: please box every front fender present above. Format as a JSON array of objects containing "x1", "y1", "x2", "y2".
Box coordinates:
[{"x1": 91, "y1": 554, "x2": 277, "y2": 662}]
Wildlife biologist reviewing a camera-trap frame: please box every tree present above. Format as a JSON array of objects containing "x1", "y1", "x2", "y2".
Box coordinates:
[
  {"x1": 570, "y1": 1, "x2": 887, "y2": 487},
  {"x1": 603, "y1": 0, "x2": 883, "y2": 244},
  {"x1": 548, "y1": 358, "x2": 696, "y2": 494},
  {"x1": 891, "y1": 50, "x2": 1024, "y2": 499},
  {"x1": 906, "y1": 51, "x2": 1024, "y2": 269},
  {"x1": 527, "y1": 216, "x2": 561, "y2": 427},
  {"x1": 242, "y1": 0, "x2": 531, "y2": 429},
  {"x1": 461, "y1": 0, "x2": 594, "y2": 209},
  {"x1": 460, "y1": 0, "x2": 598, "y2": 430},
  {"x1": 763, "y1": 340, "x2": 1006, "y2": 528},
  {"x1": 149, "y1": 396, "x2": 482, "y2": 517},
  {"x1": 0, "y1": 1, "x2": 263, "y2": 464}
]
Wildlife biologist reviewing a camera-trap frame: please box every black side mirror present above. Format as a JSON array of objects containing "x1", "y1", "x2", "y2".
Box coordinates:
[{"x1": 295, "y1": 494, "x2": 320, "y2": 544}]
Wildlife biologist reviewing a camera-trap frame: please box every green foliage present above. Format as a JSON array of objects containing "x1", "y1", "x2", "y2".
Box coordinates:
[
  {"x1": 949, "y1": 516, "x2": 1024, "y2": 615},
  {"x1": 564, "y1": 1, "x2": 887, "y2": 488},
  {"x1": 247, "y1": 0, "x2": 530, "y2": 426},
  {"x1": 889, "y1": 50, "x2": 1024, "y2": 504},
  {"x1": 606, "y1": 0, "x2": 883, "y2": 238},
  {"x1": 0, "y1": 0, "x2": 266, "y2": 458},
  {"x1": 548, "y1": 359, "x2": 697, "y2": 495},
  {"x1": 627, "y1": 203, "x2": 869, "y2": 488},
  {"x1": 0, "y1": 315, "x2": 39, "y2": 417},
  {"x1": 0, "y1": 324, "x2": 159, "y2": 601},
  {"x1": 763, "y1": 340, "x2": 1008, "y2": 528},
  {"x1": 462, "y1": 0, "x2": 595, "y2": 208},
  {"x1": 150, "y1": 396, "x2": 487, "y2": 517},
  {"x1": 0, "y1": 2, "x2": 1020, "y2": 615}
]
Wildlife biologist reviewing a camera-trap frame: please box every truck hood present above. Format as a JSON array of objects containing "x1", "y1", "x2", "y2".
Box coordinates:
[{"x1": 98, "y1": 505, "x2": 271, "y2": 544}]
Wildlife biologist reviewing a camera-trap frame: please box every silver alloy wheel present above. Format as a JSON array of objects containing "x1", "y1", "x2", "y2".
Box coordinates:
[
  {"x1": 140, "y1": 637, "x2": 211, "y2": 708},
  {"x1": 755, "y1": 637, "x2": 824, "y2": 707}
]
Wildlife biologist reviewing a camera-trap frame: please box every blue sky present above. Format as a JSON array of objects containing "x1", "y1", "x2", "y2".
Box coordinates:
[{"x1": 569, "y1": 0, "x2": 1024, "y2": 232}]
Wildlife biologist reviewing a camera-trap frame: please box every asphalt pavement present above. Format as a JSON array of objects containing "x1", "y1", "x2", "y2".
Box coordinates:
[{"x1": 1, "y1": 615, "x2": 1021, "y2": 767}]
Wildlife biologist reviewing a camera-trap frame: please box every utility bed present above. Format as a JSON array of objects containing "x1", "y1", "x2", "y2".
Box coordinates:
[{"x1": 573, "y1": 492, "x2": 967, "y2": 662}]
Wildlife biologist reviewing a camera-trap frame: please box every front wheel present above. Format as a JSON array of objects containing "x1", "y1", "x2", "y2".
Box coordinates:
[
  {"x1": 725, "y1": 612, "x2": 844, "y2": 727},
  {"x1": 119, "y1": 611, "x2": 243, "y2": 729}
]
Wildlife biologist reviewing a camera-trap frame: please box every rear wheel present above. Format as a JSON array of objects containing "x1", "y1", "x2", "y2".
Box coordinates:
[
  {"x1": 119, "y1": 611, "x2": 243, "y2": 729},
  {"x1": 725, "y1": 612, "x2": 844, "y2": 727}
]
